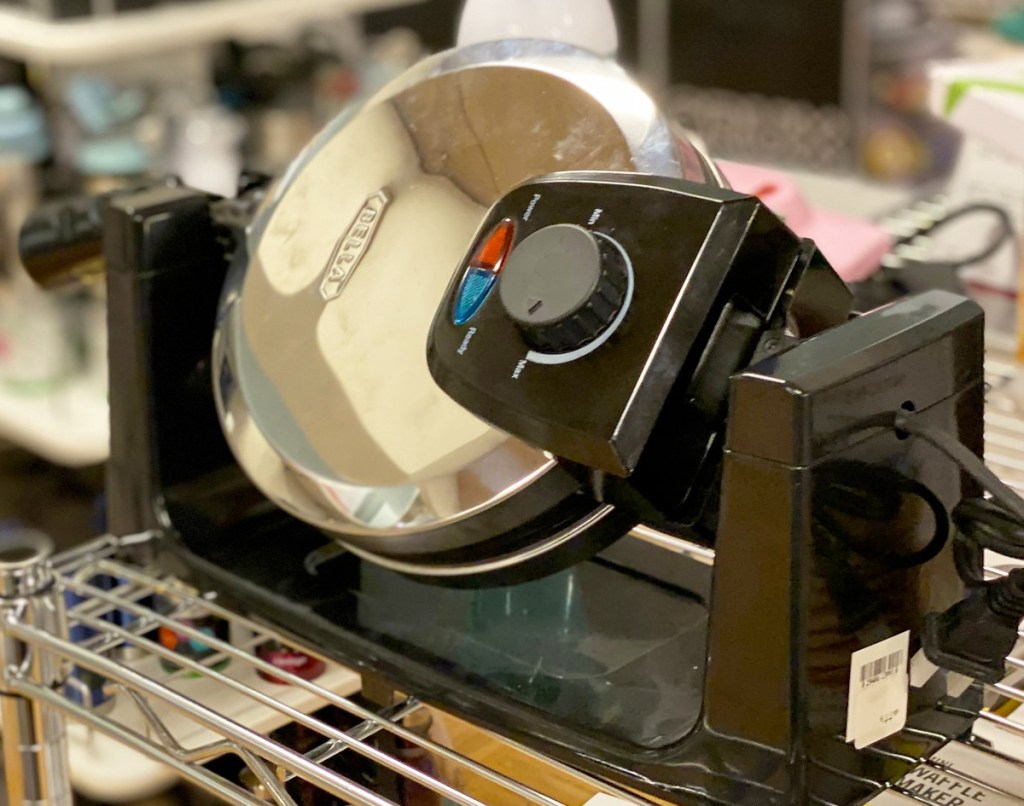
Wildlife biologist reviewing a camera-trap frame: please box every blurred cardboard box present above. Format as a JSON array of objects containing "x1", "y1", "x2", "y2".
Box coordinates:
[
  {"x1": 928, "y1": 60, "x2": 1024, "y2": 294},
  {"x1": 931, "y1": 60, "x2": 1024, "y2": 162}
]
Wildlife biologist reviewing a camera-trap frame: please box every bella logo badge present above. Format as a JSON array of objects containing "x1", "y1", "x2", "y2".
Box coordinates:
[{"x1": 319, "y1": 191, "x2": 389, "y2": 301}]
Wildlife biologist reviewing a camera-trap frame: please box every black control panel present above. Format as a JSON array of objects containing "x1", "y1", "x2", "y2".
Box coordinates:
[{"x1": 427, "y1": 172, "x2": 826, "y2": 494}]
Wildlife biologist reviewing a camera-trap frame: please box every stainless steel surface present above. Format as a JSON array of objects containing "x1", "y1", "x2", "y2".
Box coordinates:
[
  {"x1": 343, "y1": 503, "x2": 615, "y2": 576},
  {"x1": 215, "y1": 38, "x2": 714, "y2": 560},
  {"x1": 350, "y1": 510, "x2": 720, "y2": 578},
  {"x1": 0, "y1": 528, "x2": 54, "y2": 597},
  {"x1": 630, "y1": 523, "x2": 716, "y2": 566},
  {"x1": 0, "y1": 531, "x2": 72, "y2": 806}
]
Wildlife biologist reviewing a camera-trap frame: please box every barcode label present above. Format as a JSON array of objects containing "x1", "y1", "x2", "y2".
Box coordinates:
[
  {"x1": 846, "y1": 631, "x2": 910, "y2": 750},
  {"x1": 861, "y1": 650, "x2": 906, "y2": 688}
]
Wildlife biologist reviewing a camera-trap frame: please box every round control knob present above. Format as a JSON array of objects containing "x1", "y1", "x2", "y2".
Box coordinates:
[{"x1": 498, "y1": 224, "x2": 628, "y2": 353}]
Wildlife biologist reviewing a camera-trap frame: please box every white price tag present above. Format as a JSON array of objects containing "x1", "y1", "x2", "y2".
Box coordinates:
[{"x1": 846, "y1": 631, "x2": 910, "y2": 750}]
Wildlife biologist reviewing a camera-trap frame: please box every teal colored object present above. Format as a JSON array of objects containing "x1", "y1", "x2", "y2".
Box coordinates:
[
  {"x1": 75, "y1": 136, "x2": 150, "y2": 177},
  {"x1": 0, "y1": 86, "x2": 51, "y2": 162},
  {"x1": 996, "y1": 9, "x2": 1024, "y2": 43},
  {"x1": 65, "y1": 76, "x2": 146, "y2": 135}
]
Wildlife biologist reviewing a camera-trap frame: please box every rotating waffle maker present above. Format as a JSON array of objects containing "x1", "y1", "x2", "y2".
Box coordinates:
[
  {"x1": 21, "y1": 35, "x2": 991, "y2": 806},
  {"x1": 211, "y1": 38, "x2": 725, "y2": 580}
]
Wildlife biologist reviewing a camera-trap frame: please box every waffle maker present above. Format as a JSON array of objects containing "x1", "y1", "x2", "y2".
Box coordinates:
[{"x1": 19, "y1": 37, "x2": 995, "y2": 806}]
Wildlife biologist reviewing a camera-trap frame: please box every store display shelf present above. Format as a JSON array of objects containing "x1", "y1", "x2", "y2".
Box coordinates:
[
  {"x1": 2, "y1": 534, "x2": 650, "y2": 806},
  {"x1": 65, "y1": 601, "x2": 361, "y2": 802},
  {"x1": 2, "y1": 351, "x2": 1024, "y2": 805},
  {"x1": 0, "y1": 0, "x2": 422, "y2": 64}
]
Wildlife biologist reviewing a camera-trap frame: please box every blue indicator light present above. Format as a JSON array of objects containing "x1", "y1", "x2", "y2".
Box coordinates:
[{"x1": 453, "y1": 268, "x2": 497, "y2": 325}]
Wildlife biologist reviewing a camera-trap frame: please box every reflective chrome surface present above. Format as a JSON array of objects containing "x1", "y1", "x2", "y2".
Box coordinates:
[
  {"x1": 215, "y1": 39, "x2": 715, "y2": 556},
  {"x1": 342, "y1": 505, "x2": 617, "y2": 577}
]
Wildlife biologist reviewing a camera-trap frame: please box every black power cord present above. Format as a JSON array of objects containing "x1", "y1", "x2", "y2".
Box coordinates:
[
  {"x1": 891, "y1": 411, "x2": 1024, "y2": 683},
  {"x1": 811, "y1": 459, "x2": 951, "y2": 637},
  {"x1": 890, "y1": 202, "x2": 1018, "y2": 272},
  {"x1": 815, "y1": 459, "x2": 950, "y2": 571},
  {"x1": 852, "y1": 202, "x2": 1018, "y2": 313}
]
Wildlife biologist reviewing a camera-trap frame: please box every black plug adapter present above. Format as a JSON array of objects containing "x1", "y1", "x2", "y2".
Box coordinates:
[{"x1": 923, "y1": 569, "x2": 1024, "y2": 684}]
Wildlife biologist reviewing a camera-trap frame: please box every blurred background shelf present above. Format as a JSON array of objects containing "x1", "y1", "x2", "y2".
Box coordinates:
[
  {"x1": 0, "y1": 0, "x2": 424, "y2": 64},
  {"x1": 0, "y1": 372, "x2": 107, "y2": 466}
]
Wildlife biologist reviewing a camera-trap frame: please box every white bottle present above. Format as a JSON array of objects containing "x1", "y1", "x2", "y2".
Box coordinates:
[{"x1": 456, "y1": 0, "x2": 619, "y2": 57}]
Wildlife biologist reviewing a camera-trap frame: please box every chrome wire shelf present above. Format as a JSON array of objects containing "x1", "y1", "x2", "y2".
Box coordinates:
[
  {"x1": 2, "y1": 355, "x2": 1024, "y2": 806},
  {"x1": 0, "y1": 533, "x2": 651, "y2": 806}
]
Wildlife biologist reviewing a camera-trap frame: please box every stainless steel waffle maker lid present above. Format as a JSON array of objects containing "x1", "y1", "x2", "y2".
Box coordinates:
[{"x1": 213, "y1": 39, "x2": 720, "y2": 576}]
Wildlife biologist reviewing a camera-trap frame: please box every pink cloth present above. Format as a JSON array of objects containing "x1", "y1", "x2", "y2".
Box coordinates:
[{"x1": 718, "y1": 161, "x2": 891, "y2": 283}]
